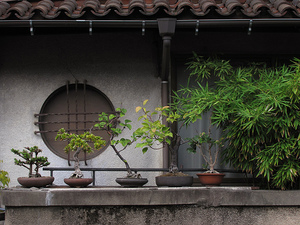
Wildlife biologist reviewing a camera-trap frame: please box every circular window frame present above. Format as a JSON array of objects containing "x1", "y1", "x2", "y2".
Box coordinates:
[{"x1": 38, "y1": 83, "x2": 115, "y2": 160}]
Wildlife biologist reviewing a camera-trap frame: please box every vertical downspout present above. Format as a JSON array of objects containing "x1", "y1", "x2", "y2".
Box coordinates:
[{"x1": 157, "y1": 18, "x2": 177, "y2": 169}]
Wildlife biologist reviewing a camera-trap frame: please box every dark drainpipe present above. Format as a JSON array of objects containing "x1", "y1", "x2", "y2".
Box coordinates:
[{"x1": 157, "y1": 18, "x2": 177, "y2": 170}]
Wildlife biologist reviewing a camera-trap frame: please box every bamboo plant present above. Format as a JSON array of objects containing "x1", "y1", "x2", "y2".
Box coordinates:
[{"x1": 176, "y1": 53, "x2": 300, "y2": 189}]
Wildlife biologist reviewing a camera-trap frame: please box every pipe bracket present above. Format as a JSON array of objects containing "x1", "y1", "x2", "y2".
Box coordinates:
[
  {"x1": 29, "y1": 20, "x2": 34, "y2": 36},
  {"x1": 89, "y1": 21, "x2": 93, "y2": 36},
  {"x1": 195, "y1": 20, "x2": 199, "y2": 36},
  {"x1": 248, "y1": 19, "x2": 253, "y2": 35},
  {"x1": 142, "y1": 21, "x2": 145, "y2": 36}
]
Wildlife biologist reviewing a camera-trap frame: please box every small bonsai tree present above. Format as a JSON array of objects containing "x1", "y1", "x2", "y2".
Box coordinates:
[
  {"x1": 11, "y1": 146, "x2": 50, "y2": 178},
  {"x1": 186, "y1": 113, "x2": 224, "y2": 173},
  {"x1": 55, "y1": 129, "x2": 106, "y2": 178},
  {"x1": 0, "y1": 161, "x2": 9, "y2": 188},
  {"x1": 94, "y1": 108, "x2": 142, "y2": 178},
  {"x1": 134, "y1": 100, "x2": 187, "y2": 175}
]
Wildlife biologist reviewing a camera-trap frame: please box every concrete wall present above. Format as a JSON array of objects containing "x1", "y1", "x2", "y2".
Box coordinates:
[
  {"x1": 5, "y1": 205, "x2": 300, "y2": 225},
  {"x1": 0, "y1": 31, "x2": 163, "y2": 186},
  {"x1": 2, "y1": 187, "x2": 300, "y2": 225}
]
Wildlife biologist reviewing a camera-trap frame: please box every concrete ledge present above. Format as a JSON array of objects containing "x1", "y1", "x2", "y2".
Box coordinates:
[{"x1": 2, "y1": 186, "x2": 300, "y2": 207}]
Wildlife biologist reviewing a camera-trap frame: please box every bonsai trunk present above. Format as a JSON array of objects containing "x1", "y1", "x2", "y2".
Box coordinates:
[
  {"x1": 70, "y1": 147, "x2": 83, "y2": 179},
  {"x1": 168, "y1": 135, "x2": 181, "y2": 174},
  {"x1": 111, "y1": 145, "x2": 140, "y2": 178}
]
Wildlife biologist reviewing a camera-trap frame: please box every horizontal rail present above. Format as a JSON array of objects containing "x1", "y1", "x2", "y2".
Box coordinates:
[{"x1": 43, "y1": 167, "x2": 244, "y2": 186}]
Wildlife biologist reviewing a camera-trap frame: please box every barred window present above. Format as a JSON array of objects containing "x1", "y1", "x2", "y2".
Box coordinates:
[{"x1": 35, "y1": 81, "x2": 114, "y2": 163}]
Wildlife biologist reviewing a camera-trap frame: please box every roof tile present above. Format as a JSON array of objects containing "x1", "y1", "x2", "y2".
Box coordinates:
[{"x1": 1, "y1": 0, "x2": 300, "y2": 19}]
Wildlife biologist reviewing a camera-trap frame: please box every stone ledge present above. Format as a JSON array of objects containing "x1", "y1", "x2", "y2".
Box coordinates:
[{"x1": 2, "y1": 186, "x2": 300, "y2": 207}]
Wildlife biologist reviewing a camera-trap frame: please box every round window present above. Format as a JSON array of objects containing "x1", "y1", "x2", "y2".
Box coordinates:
[{"x1": 37, "y1": 82, "x2": 114, "y2": 161}]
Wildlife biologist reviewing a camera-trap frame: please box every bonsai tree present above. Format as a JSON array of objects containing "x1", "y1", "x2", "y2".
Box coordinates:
[
  {"x1": 177, "y1": 53, "x2": 300, "y2": 190},
  {"x1": 55, "y1": 129, "x2": 106, "y2": 178},
  {"x1": 186, "y1": 113, "x2": 224, "y2": 173},
  {"x1": 94, "y1": 108, "x2": 142, "y2": 179},
  {"x1": 0, "y1": 161, "x2": 9, "y2": 188},
  {"x1": 134, "y1": 100, "x2": 187, "y2": 176},
  {"x1": 11, "y1": 146, "x2": 50, "y2": 178}
]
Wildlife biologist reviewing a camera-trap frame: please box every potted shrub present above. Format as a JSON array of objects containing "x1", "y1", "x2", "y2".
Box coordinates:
[
  {"x1": 94, "y1": 108, "x2": 148, "y2": 187},
  {"x1": 55, "y1": 129, "x2": 106, "y2": 187},
  {"x1": 186, "y1": 112, "x2": 225, "y2": 185},
  {"x1": 134, "y1": 100, "x2": 193, "y2": 187},
  {"x1": 11, "y1": 146, "x2": 54, "y2": 188}
]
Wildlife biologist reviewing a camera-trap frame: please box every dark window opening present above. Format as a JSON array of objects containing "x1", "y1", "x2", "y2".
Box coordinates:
[{"x1": 35, "y1": 81, "x2": 115, "y2": 163}]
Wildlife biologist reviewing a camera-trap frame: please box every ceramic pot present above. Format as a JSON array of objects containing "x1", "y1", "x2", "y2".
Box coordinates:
[
  {"x1": 17, "y1": 176, "x2": 54, "y2": 188},
  {"x1": 155, "y1": 175, "x2": 193, "y2": 187},
  {"x1": 196, "y1": 173, "x2": 225, "y2": 186},
  {"x1": 64, "y1": 178, "x2": 93, "y2": 187},
  {"x1": 115, "y1": 178, "x2": 148, "y2": 187}
]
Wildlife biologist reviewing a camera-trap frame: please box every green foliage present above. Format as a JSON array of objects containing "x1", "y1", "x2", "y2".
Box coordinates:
[
  {"x1": 177, "y1": 54, "x2": 300, "y2": 189},
  {"x1": 94, "y1": 108, "x2": 134, "y2": 149},
  {"x1": 11, "y1": 146, "x2": 50, "y2": 178},
  {"x1": 55, "y1": 128, "x2": 106, "y2": 153},
  {"x1": 187, "y1": 132, "x2": 224, "y2": 172},
  {"x1": 0, "y1": 161, "x2": 9, "y2": 188},
  {"x1": 134, "y1": 102, "x2": 174, "y2": 154}
]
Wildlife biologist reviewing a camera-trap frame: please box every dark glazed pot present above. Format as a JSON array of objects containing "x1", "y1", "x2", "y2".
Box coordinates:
[
  {"x1": 196, "y1": 173, "x2": 225, "y2": 186},
  {"x1": 115, "y1": 178, "x2": 148, "y2": 187},
  {"x1": 17, "y1": 176, "x2": 54, "y2": 188},
  {"x1": 155, "y1": 176, "x2": 193, "y2": 187},
  {"x1": 64, "y1": 178, "x2": 93, "y2": 187}
]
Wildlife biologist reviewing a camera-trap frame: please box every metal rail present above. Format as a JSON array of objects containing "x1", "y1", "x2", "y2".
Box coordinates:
[{"x1": 43, "y1": 167, "x2": 243, "y2": 186}]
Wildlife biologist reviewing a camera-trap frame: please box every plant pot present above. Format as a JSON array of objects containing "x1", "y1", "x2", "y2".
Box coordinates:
[
  {"x1": 115, "y1": 178, "x2": 148, "y2": 187},
  {"x1": 196, "y1": 173, "x2": 225, "y2": 186},
  {"x1": 17, "y1": 176, "x2": 54, "y2": 188},
  {"x1": 64, "y1": 178, "x2": 93, "y2": 187},
  {"x1": 155, "y1": 175, "x2": 193, "y2": 187}
]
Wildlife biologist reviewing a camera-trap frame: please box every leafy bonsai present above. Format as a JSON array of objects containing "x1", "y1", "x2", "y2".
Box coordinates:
[
  {"x1": 11, "y1": 146, "x2": 50, "y2": 178},
  {"x1": 186, "y1": 113, "x2": 224, "y2": 173},
  {"x1": 94, "y1": 108, "x2": 142, "y2": 178},
  {"x1": 0, "y1": 161, "x2": 9, "y2": 188},
  {"x1": 177, "y1": 53, "x2": 300, "y2": 190},
  {"x1": 134, "y1": 100, "x2": 187, "y2": 176},
  {"x1": 55, "y1": 129, "x2": 106, "y2": 178}
]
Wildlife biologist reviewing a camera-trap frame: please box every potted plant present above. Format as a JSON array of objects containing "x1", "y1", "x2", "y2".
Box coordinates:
[
  {"x1": 186, "y1": 112, "x2": 225, "y2": 185},
  {"x1": 11, "y1": 146, "x2": 54, "y2": 188},
  {"x1": 55, "y1": 129, "x2": 106, "y2": 187},
  {"x1": 134, "y1": 100, "x2": 193, "y2": 187},
  {"x1": 94, "y1": 108, "x2": 148, "y2": 187}
]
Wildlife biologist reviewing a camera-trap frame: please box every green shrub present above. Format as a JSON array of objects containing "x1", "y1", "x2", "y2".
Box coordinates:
[{"x1": 175, "y1": 54, "x2": 300, "y2": 189}]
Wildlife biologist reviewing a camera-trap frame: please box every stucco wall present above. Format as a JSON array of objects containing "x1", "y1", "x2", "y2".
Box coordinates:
[{"x1": 0, "y1": 31, "x2": 163, "y2": 186}]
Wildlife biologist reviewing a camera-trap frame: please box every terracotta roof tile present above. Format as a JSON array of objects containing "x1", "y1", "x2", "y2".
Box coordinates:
[{"x1": 1, "y1": 0, "x2": 300, "y2": 20}]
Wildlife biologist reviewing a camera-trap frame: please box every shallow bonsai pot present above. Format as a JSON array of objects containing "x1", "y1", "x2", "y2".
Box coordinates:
[
  {"x1": 196, "y1": 173, "x2": 225, "y2": 186},
  {"x1": 155, "y1": 175, "x2": 193, "y2": 187},
  {"x1": 64, "y1": 178, "x2": 93, "y2": 187},
  {"x1": 115, "y1": 178, "x2": 148, "y2": 187},
  {"x1": 17, "y1": 176, "x2": 54, "y2": 188}
]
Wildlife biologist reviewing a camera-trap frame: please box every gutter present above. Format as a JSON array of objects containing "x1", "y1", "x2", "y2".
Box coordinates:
[{"x1": 1, "y1": 18, "x2": 300, "y2": 28}]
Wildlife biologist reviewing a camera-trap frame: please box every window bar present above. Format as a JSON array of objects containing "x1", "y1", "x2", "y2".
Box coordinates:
[
  {"x1": 84, "y1": 80, "x2": 87, "y2": 165},
  {"x1": 66, "y1": 81, "x2": 71, "y2": 166}
]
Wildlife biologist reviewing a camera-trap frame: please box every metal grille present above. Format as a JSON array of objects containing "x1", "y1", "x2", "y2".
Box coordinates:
[{"x1": 35, "y1": 81, "x2": 115, "y2": 164}]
